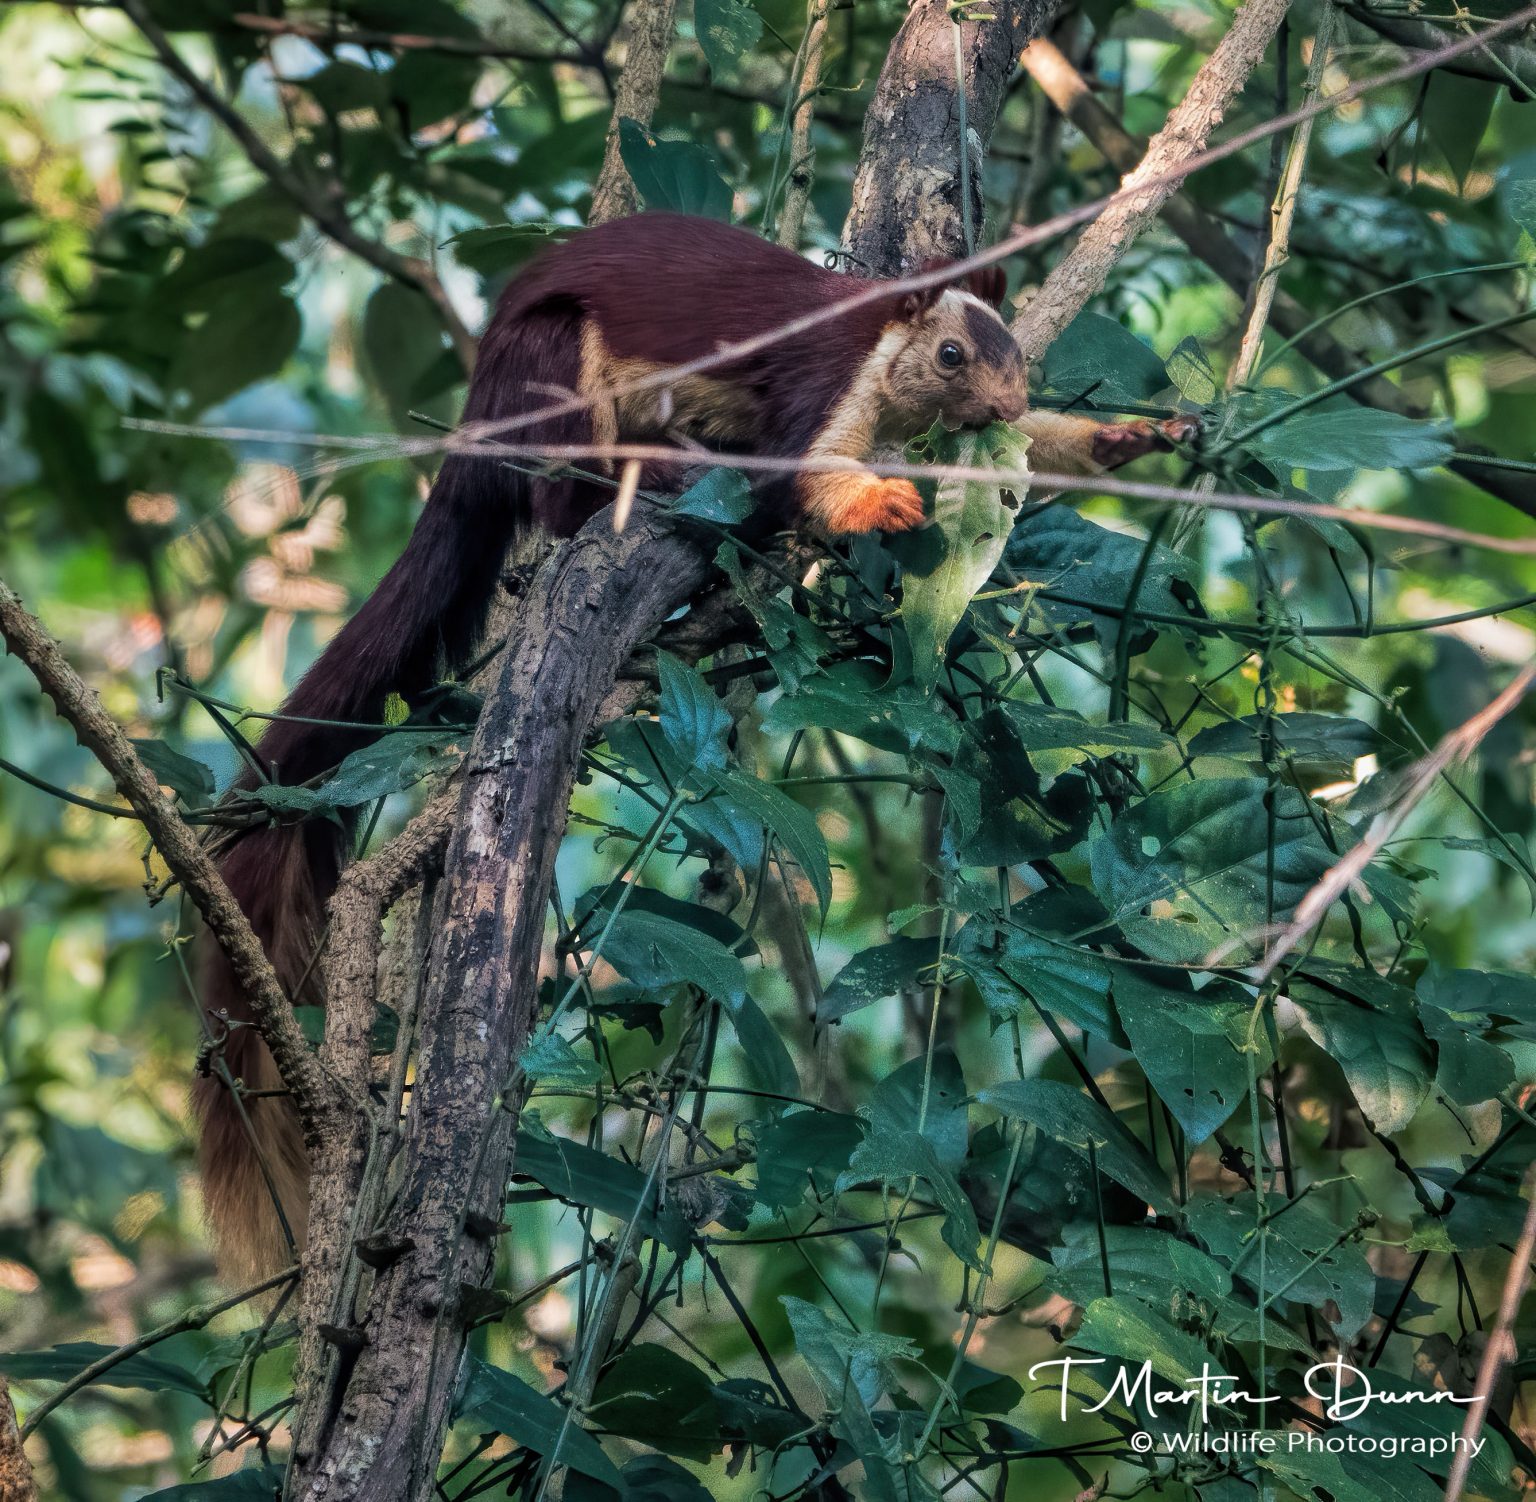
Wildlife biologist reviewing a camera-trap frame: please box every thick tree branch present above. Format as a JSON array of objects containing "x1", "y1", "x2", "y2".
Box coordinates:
[
  {"x1": 0, "y1": 578, "x2": 333, "y2": 1137},
  {"x1": 842, "y1": 0, "x2": 1060, "y2": 274},
  {"x1": 1011, "y1": 0, "x2": 1293, "y2": 366},
  {"x1": 589, "y1": 0, "x2": 679, "y2": 224},
  {"x1": 286, "y1": 504, "x2": 722, "y2": 1500},
  {"x1": 0, "y1": 1378, "x2": 35, "y2": 1502},
  {"x1": 1343, "y1": 3, "x2": 1536, "y2": 95},
  {"x1": 119, "y1": 0, "x2": 478, "y2": 375}
]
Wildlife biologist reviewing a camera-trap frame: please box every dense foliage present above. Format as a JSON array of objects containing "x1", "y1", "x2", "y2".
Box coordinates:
[{"x1": 2, "y1": 0, "x2": 1536, "y2": 1498}]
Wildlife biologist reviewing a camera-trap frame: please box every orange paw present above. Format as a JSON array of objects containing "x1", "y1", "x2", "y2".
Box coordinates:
[{"x1": 829, "y1": 478, "x2": 926, "y2": 536}]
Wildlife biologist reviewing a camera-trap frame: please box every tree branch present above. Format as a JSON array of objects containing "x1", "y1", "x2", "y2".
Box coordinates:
[
  {"x1": 119, "y1": 0, "x2": 479, "y2": 375},
  {"x1": 0, "y1": 1377, "x2": 35, "y2": 1502},
  {"x1": 0, "y1": 577, "x2": 334, "y2": 1138},
  {"x1": 589, "y1": 0, "x2": 680, "y2": 225},
  {"x1": 1011, "y1": 0, "x2": 1293, "y2": 366},
  {"x1": 842, "y1": 0, "x2": 1060, "y2": 274}
]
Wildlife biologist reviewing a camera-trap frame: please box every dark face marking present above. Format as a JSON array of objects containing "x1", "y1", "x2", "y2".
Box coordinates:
[{"x1": 962, "y1": 302, "x2": 1024, "y2": 378}]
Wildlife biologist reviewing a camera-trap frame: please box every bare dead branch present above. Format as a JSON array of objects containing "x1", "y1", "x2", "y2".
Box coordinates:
[
  {"x1": 1011, "y1": 0, "x2": 1294, "y2": 366},
  {"x1": 1254, "y1": 664, "x2": 1536, "y2": 984},
  {"x1": 119, "y1": 0, "x2": 478, "y2": 375},
  {"x1": 0, "y1": 576, "x2": 334, "y2": 1137},
  {"x1": 589, "y1": 0, "x2": 679, "y2": 225},
  {"x1": 1442, "y1": 1165, "x2": 1536, "y2": 1502}
]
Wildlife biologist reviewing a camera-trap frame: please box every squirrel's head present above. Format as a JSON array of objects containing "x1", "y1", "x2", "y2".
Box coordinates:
[{"x1": 881, "y1": 265, "x2": 1027, "y2": 431}]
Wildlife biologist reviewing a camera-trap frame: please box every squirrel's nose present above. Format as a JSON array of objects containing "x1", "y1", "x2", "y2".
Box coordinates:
[{"x1": 991, "y1": 391, "x2": 1028, "y2": 424}]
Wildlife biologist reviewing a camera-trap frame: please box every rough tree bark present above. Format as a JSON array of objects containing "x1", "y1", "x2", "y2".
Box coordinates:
[
  {"x1": 843, "y1": 0, "x2": 1060, "y2": 275},
  {"x1": 287, "y1": 509, "x2": 722, "y2": 1498},
  {"x1": 589, "y1": 0, "x2": 680, "y2": 223}
]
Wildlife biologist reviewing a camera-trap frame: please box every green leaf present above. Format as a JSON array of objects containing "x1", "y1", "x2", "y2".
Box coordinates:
[
  {"x1": 158, "y1": 237, "x2": 291, "y2": 313},
  {"x1": 999, "y1": 702, "x2": 1171, "y2": 757},
  {"x1": 672, "y1": 466, "x2": 754, "y2": 523},
  {"x1": 705, "y1": 768, "x2": 831, "y2": 917},
  {"x1": 1003, "y1": 504, "x2": 1204, "y2": 642},
  {"x1": 869, "y1": 1050, "x2": 969, "y2": 1169},
  {"x1": 1165, "y1": 336, "x2": 1217, "y2": 405},
  {"x1": 518, "y1": 1031, "x2": 601, "y2": 1086},
  {"x1": 1040, "y1": 312, "x2": 1169, "y2": 405},
  {"x1": 722, "y1": 991, "x2": 800, "y2": 1103},
  {"x1": 1290, "y1": 966, "x2": 1435, "y2": 1135},
  {"x1": 977, "y1": 1079, "x2": 1172, "y2": 1214},
  {"x1": 1188, "y1": 1197, "x2": 1375, "y2": 1340},
  {"x1": 363, "y1": 282, "x2": 454, "y2": 428},
  {"x1": 951, "y1": 920, "x2": 1120, "y2": 1040},
  {"x1": 618, "y1": 119, "x2": 733, "y2": 219},
  {"x1": 1071, "y1": 1297, "x2": 1230, "y2": 1388},
  {"x1": 1247, "y1": 406, "x2": 1454, "y2": 474},
  {"x1": 588, "y1": 1344, "x2": 719, "y2": 1457},
  {"x1": 590, "y1": 906, "x2": 748, "y2": 1000},
  {"x1": 693, "y1": 0, "x2": 763, "y2": 78},
  {"x1": 511, "y1": 1131, "x2": 691, "y2": 1252},
  {"x1": 838, "y1": 1126, "x2": 983, "y2": 1269},
  {"x1": 131, "y1": 737, "x2": 215, "y2": 803},
  {"x1": 1114, "y1": 973, "x2": 1265, "y2": 1144},
  {"x1": 0, "y1": 1341, "x2": 207, "y2": 1396},
  {"x1": 1047, "y1": 1223, "x2": 1232, "y2": 1311},
  {"x1": 762, "y1": 664, "x2": 959, "y2": 756},
  {"x1": 780, "y1": 1295, "x2": 917, "y2": 1408},
  {"x1": 314, "y1": 733, "x2": 461, "y2": 809},
  {"x1": 656, "y1": 651, "x2": 732, "y2": 772},
  {"x1": 137, "y1": 1469, "x2": 285, "y2": 1501},
  {"x1": 819, "y1": 936, "x2": 940, "y2": 1023},
  {"x1": 1423, "y1": 70, "x2": 1497, "y2": 186},
  {"x1": 444, "y1": 221, "x2": 572, "y2": 275},
  {"x1": 456, "y1": 1357, "x2": 623, "y2": 1488},
  {"x1": 1188, "y1": 713, "x2": 1379, "y2": 766},
  {"x1": 1088, "y1": 777, "x2": 1339, "y2": 965},
  {"x1": 899, "y1": 422, "x2": 1028, "y2": 691},
  {"x1": 171, "y1": 291, "x2": 301, "y2": 410},
  {"x1": 751, "y1": 1109, "x2": 864, "y2": 1208}
]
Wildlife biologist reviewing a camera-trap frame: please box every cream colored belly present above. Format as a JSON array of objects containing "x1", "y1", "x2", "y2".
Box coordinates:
[{"x1": 579, "y1": 323, "x2": 760, "y2": 458}]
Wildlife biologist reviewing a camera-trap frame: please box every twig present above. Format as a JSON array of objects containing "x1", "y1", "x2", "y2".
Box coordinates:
[
  {"x1": 1011, "y1": 0, "x2": 1294, "y2": 367},
  {"x1": 774, "y1": 0, "x2": 831, "y2": 248},
  {"x1": 0, "y1": 577, "x2": 334, "y2": 1136},
  {"x1": 1229, "y1": 1, "x2": 1337, "y2": 389},
  {"x1": 1442, "y1": 1165, "x2": 1536, "y2": 1502},
  {"x1": 118, "y1": 0, "x2": 477, "y2": 374},
  {"x1": 588, "y1": 0, "x2": 679, "y2": 225},
  {"x1": 15, "y1": 1268, "x2": 296, "y2": 1438},
  {"x1": 1253, "y1": 664, "x2": 1536, "y2": 984}
]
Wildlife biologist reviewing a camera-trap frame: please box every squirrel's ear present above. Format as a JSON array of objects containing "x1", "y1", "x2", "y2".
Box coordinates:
[
  {"x1": 964, "y1": 265, "x2": 1008, "y2": 309},
  {"x1": 898, "y1": 259, "x2": 953, "y2": 320}
]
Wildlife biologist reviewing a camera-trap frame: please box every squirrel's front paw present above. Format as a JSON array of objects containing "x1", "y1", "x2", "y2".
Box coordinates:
[
  {"x1": 1090, "y1": 415, "x2": 1200, "y2": 470},
  {"x1": 833, "y1": 478, "x2": 926, "y2": 535}
]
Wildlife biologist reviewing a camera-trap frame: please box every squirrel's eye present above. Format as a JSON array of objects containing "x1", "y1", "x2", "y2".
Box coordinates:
[{"x1": 938, "y1": 341, "x2": 965, "y2": 368}]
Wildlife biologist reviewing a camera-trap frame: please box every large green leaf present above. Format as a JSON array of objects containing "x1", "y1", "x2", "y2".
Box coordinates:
[
  {"x1": 977, "y1": 1079, "x2": 1172, "y2": 1214},
  {"x1": 1114, "y1": 973, "x2": 1265, "y2": 1144},
  {"x1": 0, "y1": 1341, "x2": 207, "y2": 1396},
  {"x1": 588, "y1": 1344, "x2": 720, "y2": 1458},
  {"x1": 1040, "y1": 312, "x2": 1169, "y2": 405},
  {"x1": 456, "y1": 1358, "x2": 623, "y2": 1488},
  {"x1": 171, "y1": 289, "x2": 301, "y2": 410},
  {"x1": 820, "y1": 936, "x2": 941, "y2": 1023},
  {"x1": 1188, "y1": 1197, "x2": 1375, "y2": 1340},
  {"x1": 138, "y1": 1470, "x2": 285, "y2": 1501},
  {"x1": 618, "y1": 119, "x2": 732, "y2": 219},
  {"x1": 511, "y1": 1131, "x2": 691, "y2": 1251},
  {"x1": 1088, "y1": 778, "x2": 1339, "y2": 965},
  {"x1": 693, "y1": 0, "x2": 762, "y2": 78},
  {"x1": 1071, "y1": 1297, "x2": 1230, "y2": 1388},
  {"x1": 1290, "y1": 967, "x2": 1435, "y2": 1135},
  {"x1": 705, "y1": 769, "x2": 831, "y2": 917}
]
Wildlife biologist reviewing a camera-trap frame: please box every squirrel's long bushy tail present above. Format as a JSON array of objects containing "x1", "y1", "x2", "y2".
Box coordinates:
[{"x1": 195, "y1": 299, "x2": 590, "y2": 1280}]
